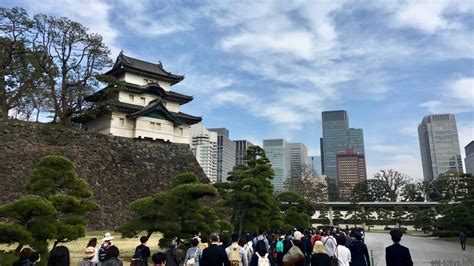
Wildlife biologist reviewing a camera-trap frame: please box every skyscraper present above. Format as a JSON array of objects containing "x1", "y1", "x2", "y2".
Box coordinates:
[
  {"x1": 263, "y1": 139, "x2": 290, "y2": 192},
  {"x1": 235, "y1": 140, "x2": 254, "y2": 165},
  {"x1": 465, "y1": 141, "x2": 474, "y2": 174},
  {"x1": 336, "y1": 148, "x2": 367, "y2": 200},
  {"x1": 309, "y1": 156, "x2": 322, "y2": 176},
  {"x1": 189, "y1": 124, "x2": 218, "y2": 182},
  {"x1": 208, "y1": 128, "x2": 236, "y2": 182},
  {"x1": 288, "y1": 143, "x2": 309, "y2": 178},
  {"x1": 418, "y1": 114, "x2": 463, "y2": 181},
  {"x1": 321, "y1": 110, "x2": 365, "y2": 181}
]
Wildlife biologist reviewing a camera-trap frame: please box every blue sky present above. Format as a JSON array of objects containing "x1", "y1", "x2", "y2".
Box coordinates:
[{"x1": 5, "y1": 0, "x2": 473, "y2": 179}]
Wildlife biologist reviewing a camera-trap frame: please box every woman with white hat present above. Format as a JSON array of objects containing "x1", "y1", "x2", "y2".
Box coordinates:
[{"x1": 98, "y1": 232, "x2": 115, "y2": 262}]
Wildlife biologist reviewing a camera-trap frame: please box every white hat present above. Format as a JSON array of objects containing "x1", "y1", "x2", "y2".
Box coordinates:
[
  {"x1": 103, "y1": 232, "x2": 114, "y2": 241},
  {"x1": 294, "y1": 231, "x2": 303, "y2": 240}
]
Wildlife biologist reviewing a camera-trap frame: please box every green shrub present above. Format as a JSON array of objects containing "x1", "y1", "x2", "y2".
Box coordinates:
[
  {"x1": 432, "y1": 230, "x2": 458, "y2": 237},
  {"x1": 0, "y1": 251, "x2": 18, "y2": 265}
]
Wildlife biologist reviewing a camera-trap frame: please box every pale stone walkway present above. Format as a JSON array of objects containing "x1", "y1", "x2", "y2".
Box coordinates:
[{"x1": 364, "y1": 232, "x2": 473, "y2": 265}]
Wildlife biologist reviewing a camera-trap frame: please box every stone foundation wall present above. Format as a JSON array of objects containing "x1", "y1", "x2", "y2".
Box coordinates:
[{"x1": 0, "y1": 121, "x2": 207, "y2": 230}]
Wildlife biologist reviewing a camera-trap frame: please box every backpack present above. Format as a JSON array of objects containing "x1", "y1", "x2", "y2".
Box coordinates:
[
  {"x1": 98, "y1": 246, "x2": 108, "y2": 262},
  {"x1": 256, "y1": 253, "x2": 270, "y2": 266},
  {"x1": 133, "y1": 245, "x2": 144, "y2": 261},
  {"x1": 276, "y1": 239, "x2": 284, "y2": 253},
  {"x1": 228, "y1": 246, "x2": 241, "y2": 266},
  {"x1": 253, "y1": 236, "x2": 265, "y2": 249}
]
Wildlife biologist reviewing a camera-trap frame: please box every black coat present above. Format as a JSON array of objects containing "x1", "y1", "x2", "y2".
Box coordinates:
[
  {"x1": 385, "y1": 243, "x2": 413, "y2": 266},
  {"x1": 350, "y1": 240, "x2": 370, "y2": 266},
  {"x1": 201, "y1": 244, "x2": 231, "y2": 266},
  {"x1": 311, "y1": 253, "x2": 331, "y2": 266}
]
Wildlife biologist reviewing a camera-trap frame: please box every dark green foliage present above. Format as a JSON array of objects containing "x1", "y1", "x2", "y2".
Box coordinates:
[
  {"x1": 427, "y1": 172, "x2": 473, "y2": 202},
  {"x1": 0, "y1": 224, "x2": 33, "y2": 245},
  {"x1": 277, "y1": 192, "x2": 313, "y2": 229},
  {"x1": 118, "y1": 173, "x2": 225, "y2": 248},
  {"x1": 351, "y1": 179, "x2": 390, "y2": 202},
  {"x1": 0, "y1": 156, "x2": 99, "y2": 254},
  {"x1": 436, "y1": 200, "x2": 474, "y2": 235},
  {"x1": 412, "y1": 208, "x2": 436, "y2": 232},
  {"x1": 0, "y1": 251, "x2": 17, "y2": 266},
  {"x1": 219, "y1": 146, "x2": 283, "y2": 234}
]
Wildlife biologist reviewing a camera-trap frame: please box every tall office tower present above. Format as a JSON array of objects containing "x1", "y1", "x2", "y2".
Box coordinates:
[
  {"x1": 309, "y1": 156, "x2": 322, "y2": 175},
  {"x1": 321, "y1": 111, "x2": 366, "y2": 180},
  {"x1": 418, "y1": 114, "x2": 463, "y2": 181},
  {"x1": 263, "y1": 139, "x2": 290, "y2": 192},
  {"x1": 208, "y1": 128, "x2": 236, "y2": 182},
  {"x1": 288, "y1": 143, "x2": 309, "y2": 178},
  {"x1": 235, "y1": 140, "x2": 254, "y2": 165},
  {"x1": 465, "y1": 141, "x2": 474, "y2": 174},
  {"x1": 189, "y1": 124, "x2": 218, "y2": 182},
  {"x1": 336, "y1": 148, "x2": 367, "y2": 201}
]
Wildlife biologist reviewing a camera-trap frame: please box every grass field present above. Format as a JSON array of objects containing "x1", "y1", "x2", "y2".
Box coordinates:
[{"x1": 0, "y1": 231, "x2": 164, "y2": 265}]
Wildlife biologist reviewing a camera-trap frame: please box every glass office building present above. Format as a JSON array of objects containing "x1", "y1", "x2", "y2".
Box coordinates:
[
  {"x1": 418, "y1": 114, "x2": 463, "y2": 181},
  {"x1": 263, "y1": 139, "x2": 290, "y2": 192}
]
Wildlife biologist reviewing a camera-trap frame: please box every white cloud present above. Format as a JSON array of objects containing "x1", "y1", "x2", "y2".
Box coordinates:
[{"x1": 421, "y1": 77, "x2": 474, "y2": 113}]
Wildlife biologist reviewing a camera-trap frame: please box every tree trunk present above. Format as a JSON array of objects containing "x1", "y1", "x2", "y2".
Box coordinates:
[
  {"x1": 15, "y1": 244, "x2": 23, "y2": 254},
  {"x1": 146, "y1": 230, "x2": 154, "y2": 239},
  {"x1": 52, "y1": 240, "x2": 59, "y2": 250},
  {"x1": 238, "y1": 202, "x2": 250, "y2": 235}
]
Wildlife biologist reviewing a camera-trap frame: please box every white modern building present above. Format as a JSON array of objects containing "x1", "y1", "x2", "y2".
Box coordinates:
[
  {"x1": 263, "y1": 139, "x2": 290, "y2": 192},
  {"x1": 75, "y1": 52, "x2": 201, "y2": 143},
  {"x1": 189, "y1": 124, "x2": 218, "y2": 182},
  {"x1": 208, "y1": 128, "x2": 236, "y2": 182},
  {"x1": 465, "y1": 141, "x2": 474, "y2": 174},
  {"x1": 288, "y1": 143, "x2": 309, "y2": 178}
]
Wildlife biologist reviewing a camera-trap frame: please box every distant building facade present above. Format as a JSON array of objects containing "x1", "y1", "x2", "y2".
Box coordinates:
[
  {"x1": 75, "y1": 52, "x2": 201, "y2": 143},
  {"x1": 321, "y1": 110, "x2": 366, "y2": 183},
  {"x1": 464, "y1": 141, "x2": 474, "y2": 174},
  {"x1": 336, "y1": 148, "x2": 367, "y2": 201},
  {"x1": 208, "y1": 128, "x2": 235, "y2": 182},
  {"x1": 288, "y1": 143, "x2": 309, "y2": 178},
  {"x1": 235, "y1": 140, "x2": 253, "y2": 165},
  {"x1": 263, "y1": 139, "x2": 290, "y2": 192},
  {"x1": 309, "y1": 156, "x2": 322, "y2": 176},
  {"x1": 418, "y1": 114, "x2": 463, "y2": 181},
  {"x1": 189, "y1": 124, "x2": 218, "y2": 182}
]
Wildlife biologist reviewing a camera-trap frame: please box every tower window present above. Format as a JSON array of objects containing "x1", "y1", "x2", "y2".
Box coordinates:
[
  {"x1": 129, "y1": 94, "x2": 134, "y2": 102},
  {"x1": 119, "y1": 118, "x2": 125, "y2": 127}
]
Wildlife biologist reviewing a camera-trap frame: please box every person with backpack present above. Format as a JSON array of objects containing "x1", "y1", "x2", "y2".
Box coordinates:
[
  {"x1": 99, "y1": 233, "x2": 115, "y2": 262},
  {"x1": 274, "y1": 234, "x2": 286, "y2": 266},
  {"x1": 101, "y1": 246, "x2": 123, "y2": 266},
  {"x1": 165, "y1": 239, "x2": 180, "y2": 266},
  {"x1": 253, "y1": 230, "x2": 270, "y2": 251},
  {"x1": 131, "y1": 236, "x2": 151, "y2": 266},
  {"x1": 250, "y1": 240, "x2": 274, "y2": 266},
  {"x1": 321, "y1": 233, "x2": 337, "y2": 258},
  {"x1": 152, "y1": 252, "x2": 167, "y2": 266},
  {"x1": 78, "y1": 247, "x2": 96, "y2": 266},
  {"x1": 242, "y1": 233, "x2": 254, "y2": 264},
  {"x1": 311, "y1": 240, "x2": 331, "y2": 266},
  {"x1": 185, "y1": 238, "x2": 201, "y2": 266},
  {"x1": 226, "y1": 233, "x2": 249, "y2": 266},
  {"x1": 283, "y1": 231, "x2": 305, "y2": 266}
]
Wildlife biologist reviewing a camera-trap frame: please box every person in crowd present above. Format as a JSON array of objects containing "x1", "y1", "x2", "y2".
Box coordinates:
[
  {"x1": 459, "y1": 231, "x2": 467, "y2": 251},
  {"x1": 225, "y1": 233, "x2": 248, "y2": 266},
  {"x1": 283, "y1": 231, "x2": 305, "y2": 266},
  {"x1": 241, "y1": 233, "x2": 254, "y2": 264},
  {"x1": 152, "y1": 252, "x2": 168, "y2": 266},
  {"x1": 47, "y1": 246, "x2": 70, "y2": 266},
  {"x1": 250, "y1": 240, "x2": 274, "y2": 266},
  {"x1": 13, "y1": 247, "x2": 32, "y2": 266},
  {"x1": 101, "y1": 245, "x2": 123, "y2": 266},
  {"x1": 29, "y1": 251, "x2": 41, "y2": 265},
  {"x1": 185, "y1": 237, "x2": 201, "y2": 266},
  {"x1": 335, "y1": 235, "x2": 351, "y2": 266},
  {"x1": 86, "y1": 237, "x2": 99, "y2": 263},
  {"x1": 303, "y1": 231, "x2": 313, "y2": 266},
  {"x1": 132, "y1": 236, "x2": 151, "y2": 265},
  {"x1": 193, "y1": 231, "x2": 202, "y2": 243},
  {"x1": 253, "y1": 229, "x2": 270, "y2": 251},
  {"x1": 349, "y1": 231, "x2": 370, "y2": 266},
  {"x1": 274, "y1": 233, "x2": 286, "y2": 266},
  {"x1": 79, "y1": 246, "x2": 96, "y2": 266},
  {"x1": 311, "y1": 240, "x2": 331, "y2": 266},
  {"x1": 385, "y1": 230, "x2": 413, "y2": 266},
  {"x1": 344, "y1": 231, "x2": 353, "y2": 249},
  {"x1": 322, "y1": 232, "x2": 337, "y2": 258},
  {"x1": 201, "y1": 233, "x2": 231, "y2": 266},
  {"x1": 165, "y1": 238, "x2": 180, "y2": 266},
  {"x1": 99, "y1": 233, "x2": 115, "y2": 262}
]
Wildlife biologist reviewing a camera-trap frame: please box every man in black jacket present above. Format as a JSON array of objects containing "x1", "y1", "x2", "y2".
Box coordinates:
[
  {"x1": 201, "y1": 233, "x2": 231, "y2": 266},
  {"x1": 350, "y1": 231, "x2": 370, "y2": 266},
  {"x1": 385, "y1": 229, "x2": 413, "y2": 266}
]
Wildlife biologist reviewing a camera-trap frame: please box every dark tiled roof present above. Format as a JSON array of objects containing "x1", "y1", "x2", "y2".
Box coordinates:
[
  {"x1": 106, "y1": 52, "x2": 184, "y2": 85},
  {"x1": 127, "y1": 99, "x2": 182, "y2": 125},
  {"x1": 85, "y1": 82, "x2": 193, "y2": 104}
]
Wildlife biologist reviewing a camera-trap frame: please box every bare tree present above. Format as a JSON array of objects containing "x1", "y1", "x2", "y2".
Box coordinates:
[
  {"x1": 284, "y1": 165, "x2": 328, "y2": 203},
  {"x1": 373, "y1": 169, "x2": 410, "y2": 202}
]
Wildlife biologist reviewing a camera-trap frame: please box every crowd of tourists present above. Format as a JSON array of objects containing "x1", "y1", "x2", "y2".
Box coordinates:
[{"x1": 12, "y1": 227, "x2": 414, "y2": 266}]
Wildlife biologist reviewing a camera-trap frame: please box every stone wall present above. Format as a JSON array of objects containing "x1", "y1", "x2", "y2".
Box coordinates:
[{"x1": 0, "y1": 121, "x2": 207, "y2": 230}]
